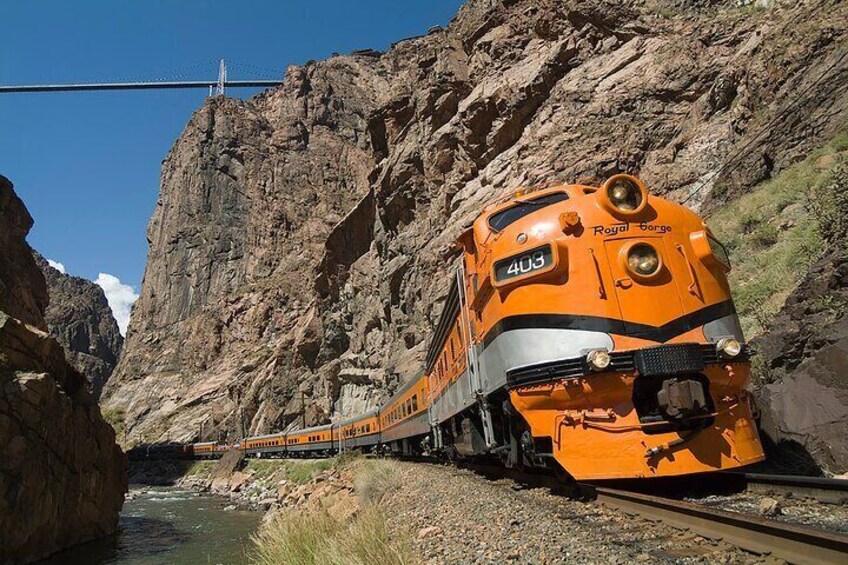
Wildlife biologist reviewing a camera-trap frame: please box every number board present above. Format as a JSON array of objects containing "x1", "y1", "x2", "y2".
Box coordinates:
[{"x1": 494, "y1": 245, "x2": 553, "y2": 283}]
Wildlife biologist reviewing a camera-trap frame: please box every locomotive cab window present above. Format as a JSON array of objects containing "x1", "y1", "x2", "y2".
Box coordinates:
[{"x1": 488, "y1": 192, "x2": 569, "y2": 232}]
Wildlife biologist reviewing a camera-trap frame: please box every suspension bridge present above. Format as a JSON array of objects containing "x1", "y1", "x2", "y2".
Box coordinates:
[{"x1": 0, "y1": 60, "x2": 283, "y2": 95}]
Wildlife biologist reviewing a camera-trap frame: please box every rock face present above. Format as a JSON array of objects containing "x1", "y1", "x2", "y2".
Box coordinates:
[
  {"x1": 34, "y1": 253, "x2": 123, "y2": 398},
  {"x1": 103, "y1": 0, "x2": 848, "y2": 447},
  {"x1": 0, "y1": 179, "x2": 47, "y2": 330},
  {"x1": 0, "y1": 175, "x2": 127, "y2": 564}
]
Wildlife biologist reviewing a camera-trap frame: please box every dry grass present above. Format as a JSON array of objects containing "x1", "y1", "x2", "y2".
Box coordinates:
[
  {"x1": 353, "y1": 459, "x2": 402, "y2": 505},
  {"x1": 708, "y1": 132, "x2": 848, "y2": 337},
  {"x1": 250, "y1": 458, "x2": 411, "y2": 565},
  {"x1": 251, "y1": 506, "x2": 412, "y2": 565}
]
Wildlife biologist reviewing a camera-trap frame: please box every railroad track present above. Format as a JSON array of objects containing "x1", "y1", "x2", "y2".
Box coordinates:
[
  {"x1": 587, "y1": 484, "x2": 848, "y2": 565},
  {"x1": 443, "y1": 459, "x2": 848, "y2": 564},
  {"x1": 729, "y1": 472, "x2": 848, "y2": 504}
]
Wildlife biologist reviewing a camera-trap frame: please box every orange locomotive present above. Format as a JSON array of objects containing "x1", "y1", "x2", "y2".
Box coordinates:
[
  {"x1": 189, "y1": 174, "x2": 765, "y2": 481},
  {"x1": 420, "y1": 174, "x2": 765, "y2": 479}
]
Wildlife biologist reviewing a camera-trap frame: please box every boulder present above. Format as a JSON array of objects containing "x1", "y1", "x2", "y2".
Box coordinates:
[
  {"x1": 210, "y1": 448, "x2": 245, "y2": 481},
  {"x1": 754, "y1": 250, "x2": 848, "y2": 474},
  {"x1": 228, "y1": 471, "x2": 251, "y2": 493}
]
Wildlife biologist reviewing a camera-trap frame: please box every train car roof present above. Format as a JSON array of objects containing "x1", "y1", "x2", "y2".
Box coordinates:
[
  {"x1": 381, "y1": 371, "x2": 426, "y2": 409},
  {"x1": 245, "y1": 431, "x2": 286, "y2": 441},
  {"x1": 335, "y1": 409, "x2": 380, "y2": 427},
  {"x1": 193, "y1": 441, "x2": 217, "y2": 446},
  {"x1": 288, "y1": 423, "x2": 333, "y2": 435}
]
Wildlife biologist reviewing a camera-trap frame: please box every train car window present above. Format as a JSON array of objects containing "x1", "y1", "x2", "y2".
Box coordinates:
[
  {"x1": 412, "y1": 395, "x2": 418, "y2": 411},
  {"x1": 488, "y1": 192, "x2": 569, "y2": 232}
]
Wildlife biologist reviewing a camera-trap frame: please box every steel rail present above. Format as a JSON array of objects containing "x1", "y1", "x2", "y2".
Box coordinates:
[
  {"x1": 590, "y1": 486, "x2": 848, "y2": 565},
  {"x1": 737, "y1": 472, "x2": 848, "y2": 504},
  {"x1": 0, "y1": 80, "x2": 283, "y2": 93}
]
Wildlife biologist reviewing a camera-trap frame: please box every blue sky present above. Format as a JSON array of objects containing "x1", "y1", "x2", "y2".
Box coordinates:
[{"x1": 0, "y1": 0, "x2": 463, "y2": 329}]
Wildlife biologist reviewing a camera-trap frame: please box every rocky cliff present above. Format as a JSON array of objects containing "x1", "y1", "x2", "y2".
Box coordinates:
[
  {"x1": 753, "y1": 160, "x2": 848, "y2": 474},
  {"x1": 103, "y1": 0, "x2": 848, "y2": 462},
  {"x1": 34, "y1": 253, "x2": 123, "y2": 398},
  {"x1": 0, "y1": 175, "x2": 127, "y2": 563}
]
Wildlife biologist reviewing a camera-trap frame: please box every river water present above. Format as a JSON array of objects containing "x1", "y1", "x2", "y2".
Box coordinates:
[{"x1": 41, "y1": 487, "x2": 263, "y2": 565}]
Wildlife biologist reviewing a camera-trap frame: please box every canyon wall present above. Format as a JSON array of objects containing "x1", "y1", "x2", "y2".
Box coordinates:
[
  {"x1": 0, "y1": 175, "x2": 126, "y2": 563},
  {"x1": 102, "y1": 0, "x2": 848, "y2": 471},
  {"x1": 35, "y1": 253, "x2": 123, "y2": 398}
]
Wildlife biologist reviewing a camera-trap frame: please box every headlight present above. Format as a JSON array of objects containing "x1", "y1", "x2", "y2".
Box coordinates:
[
  {"x1": 608, "y1": 179, "x2": 642, "y2": 211},
  {"x1": 599, "y1": 174, "x2": 649, "y2": 216},
  {"x1": 586, "y1": 350, "x2": 611, "y2": 371},
  {"x1": 716, "y1": 338, "x2": 742, "y2": 358},
  {"x1": 627, "y1": 244, "x2": 660, "y2": 276}
]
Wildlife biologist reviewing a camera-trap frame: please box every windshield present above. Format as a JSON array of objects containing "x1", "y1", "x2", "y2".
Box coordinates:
[{"x1": 487, "y1": 192, "x2": 569, "y2": 231}]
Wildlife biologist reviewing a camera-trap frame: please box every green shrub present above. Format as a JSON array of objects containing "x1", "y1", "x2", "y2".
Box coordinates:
[
  {"x1": 101, "y1": 406, "x2": 126, "y2": 441},
  {"x1": 184, "y1": 460, "x2": 215, "y2": 479},
  {"x1": 809, "y1": 159, "x2": 848, "y2": 244},
  {"x1": 751, "y1": 222, "x2": 779, "y2": 247},
  {"x1": 333, "y1": 449, "x2": 363, "y2": 469},
  {"x1": 283, "y1": 459, "x2": 334, "y2": 484}
]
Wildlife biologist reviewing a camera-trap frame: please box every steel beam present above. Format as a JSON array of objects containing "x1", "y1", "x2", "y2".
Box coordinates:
[{"x1": 0, "y1": 80, "x2": 282, "y2": 93}]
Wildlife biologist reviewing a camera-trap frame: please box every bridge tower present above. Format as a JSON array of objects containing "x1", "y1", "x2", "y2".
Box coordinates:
[{"x1": 214, "y1": 59, "x2": 227, "y2": 97}]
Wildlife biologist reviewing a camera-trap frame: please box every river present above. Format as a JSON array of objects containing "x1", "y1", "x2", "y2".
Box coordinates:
[{"x1": 40, "y1": 486, "x2": 263, "y2": 565}]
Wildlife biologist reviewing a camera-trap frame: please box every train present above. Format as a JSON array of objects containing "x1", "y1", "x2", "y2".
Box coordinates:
[{"x1": 138, "y1": 174, "x2": 766, "y2": 481}]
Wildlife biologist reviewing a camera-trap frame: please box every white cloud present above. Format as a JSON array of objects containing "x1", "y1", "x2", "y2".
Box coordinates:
[
  {"x1": 94, "y1": 273, "x2": 139, "y2": 336},
  {"x1": 46, "y1": 259, "x2": 66, "y2": 274}
]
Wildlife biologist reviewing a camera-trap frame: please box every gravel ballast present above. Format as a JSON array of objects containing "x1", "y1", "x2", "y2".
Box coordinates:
[{"x1": 383, "y1": 462, "x2": 780, "y2": 564}]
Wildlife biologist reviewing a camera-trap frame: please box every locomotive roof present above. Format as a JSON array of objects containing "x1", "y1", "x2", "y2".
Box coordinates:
[{"x1": 477, "y1": 183, "x2": 596, "y2": 226}]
